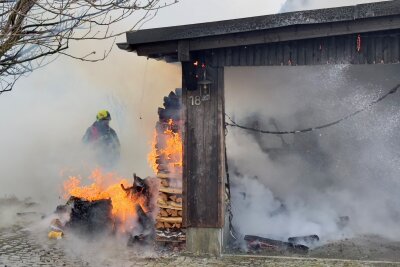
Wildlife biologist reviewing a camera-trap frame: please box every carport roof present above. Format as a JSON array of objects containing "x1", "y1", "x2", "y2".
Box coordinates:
[{"x1": 118, "y1": 1, "x2": 400, "y2": 59}]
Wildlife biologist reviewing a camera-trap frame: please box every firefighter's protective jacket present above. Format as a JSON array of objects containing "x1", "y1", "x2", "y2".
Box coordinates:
[{"x1": 82, "y1": 120, "x2": 120, "y2": 167}]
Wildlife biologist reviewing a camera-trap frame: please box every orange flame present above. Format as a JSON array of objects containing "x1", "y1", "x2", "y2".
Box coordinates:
[
  {"x1": 148, "y1": 119, "x2": 182, "y2": 174},
  {"x1": 63, "y1": 169, "x2": 147, "y2": 232}
]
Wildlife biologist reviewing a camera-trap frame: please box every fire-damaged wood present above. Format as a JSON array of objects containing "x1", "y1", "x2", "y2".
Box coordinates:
[
  {"x1": 183, "y1": 51, "x2": 225, "y2": 228},
  {"x1": 158, "y1": 107, "x2": 180, "y2": 121},
  {"x1": 152, "y1": 88, "x2": 185, "y2": 236},
  {"x1": 127, "y1": 204, "x2": 155, "y2": 246},
  {"x1": 288, "y1": 235, "x2": 320, "y2": 245},
  {"x1": 65, "y1": 197, "x2": 113, "y2": 235},
  {"x1": 244, "y1": 235, "x2": 309, "y2": 253}
]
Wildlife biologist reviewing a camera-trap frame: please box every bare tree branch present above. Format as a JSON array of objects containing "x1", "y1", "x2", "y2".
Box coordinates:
[{"x1": 0, "y1": 0, "x2": 178, "y2": 94}]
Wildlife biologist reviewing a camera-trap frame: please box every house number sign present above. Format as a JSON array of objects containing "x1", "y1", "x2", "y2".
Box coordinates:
[
  {"x1": 189, "y1": 89, "x2": 211, "y2": 106},
  {"x1": 189, "y1": 95, "x2": 202, "y2": 106}
]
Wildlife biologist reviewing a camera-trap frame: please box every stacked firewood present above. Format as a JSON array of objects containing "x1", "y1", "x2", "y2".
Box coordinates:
[
  {"x1": 156, "y1": 177, "x2": 183, "y2": 229},
  {"x1": 152, "y1": 89, "x2": 185, "y2": 239}
]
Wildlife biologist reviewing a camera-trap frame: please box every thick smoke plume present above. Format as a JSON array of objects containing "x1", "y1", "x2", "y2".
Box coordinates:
[
  {"x1": 226, "y1": 64, "x2": 400, "y2": 242},
  {"x1": 0, "y1": 46, "x2": 180, "y2": 211},
  {"x1": 0, "y1": 43, "x2": 180, "y2": 264}
]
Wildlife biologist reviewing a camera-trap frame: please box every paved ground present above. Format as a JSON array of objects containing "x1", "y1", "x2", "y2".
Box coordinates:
[
  {"x1": 2, "y1": 224, "x2": 400, "y2": 267},
  {"x1": 1, "y1": 198, "x2": 400, "y2": 267}
]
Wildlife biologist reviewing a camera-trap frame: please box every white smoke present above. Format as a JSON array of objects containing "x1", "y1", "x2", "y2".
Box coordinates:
[
  {"x1": 0, "y1": 45, "x2": 180, "y2": 211},
  {"x1": 226, "y1": 64, "x2": 400, "y2": 242}
]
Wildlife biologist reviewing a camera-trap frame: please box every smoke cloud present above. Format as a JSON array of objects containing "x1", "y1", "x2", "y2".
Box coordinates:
[
  {"x1": 0, "y1": 43, "x2": 180, "y2": 211},
  {"x1": 0, "y1": 39, "x2": 180, "y2": 264},
  {"x1": 226, "y1": 64, "x2": 400, "y2": 242}
]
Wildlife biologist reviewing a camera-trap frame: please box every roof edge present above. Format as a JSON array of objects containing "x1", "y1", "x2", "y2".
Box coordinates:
[{"x1": 126, "y1": 1, "x2": 400, "y2": 45}]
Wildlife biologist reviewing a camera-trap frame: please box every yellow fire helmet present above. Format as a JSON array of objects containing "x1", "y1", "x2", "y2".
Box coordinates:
[{"x1": 96, "y1": 110, "x2": 111, "y2": 121}]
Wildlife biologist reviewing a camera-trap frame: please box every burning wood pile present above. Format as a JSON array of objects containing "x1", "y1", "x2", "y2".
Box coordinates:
[
  {"x1": 48, "y1": 90, "x2": 184, "y2": 245},
  {"x1": 50, "y1": 169, "x2": 157, "y2": 243},
  {"x1": 148, "y1": 89, "x2": 185, "y2": 242}
]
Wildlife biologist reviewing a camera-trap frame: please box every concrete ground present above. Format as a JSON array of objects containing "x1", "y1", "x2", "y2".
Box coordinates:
[{"x1": 1, "y1": 198, "x2": 400, "y2": 267}]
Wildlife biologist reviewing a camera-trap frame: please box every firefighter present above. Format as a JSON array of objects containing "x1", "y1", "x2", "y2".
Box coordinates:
[{"x1": 82, "y1": 110, "x2": 120, "y2": 167}]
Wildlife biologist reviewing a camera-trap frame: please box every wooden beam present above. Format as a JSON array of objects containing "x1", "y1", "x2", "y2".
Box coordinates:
[
  {"x1": 178, "y1": 40, "x2": 190, "y2": 62},
  {"x1": 136, "y1": 41, "x2": 178, "y2": 57},
  {"x1": 182, "y1": 56, "x2": 225, "y2": 228}
]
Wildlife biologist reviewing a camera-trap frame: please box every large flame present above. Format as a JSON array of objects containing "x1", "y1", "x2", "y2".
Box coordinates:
[
  {"x1": 63, "y1": 169, "x2": 147, "y2": 232},
  {"x1": 148, "y1": 119, "x2": 182, "y2": 175}
]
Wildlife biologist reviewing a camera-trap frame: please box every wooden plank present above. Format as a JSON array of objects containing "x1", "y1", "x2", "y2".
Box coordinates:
[
  {"x1": 319, "y1": 38, "x2": 328, "y2": 64},
  {"x1": 283, "y1": 42, "x2": 291, "y2": 66},
  {"x1": 336, "y1": 36, "x2": 345, "y2": 64},
  {"x1": 181, "y1": 63, "x2": 189, "y2": 227},
  {"x1": 262, "y1": 44, "x2": 269, "y2": 65},
  {"x1": 297, "y1": 40, "x2": 306, "y2": 65},
  {"x1": 217, "y1": 49, "x2": 225, "y2": 67},
  {"x1": 355, "y1": 34, "x2": 368, "y2": 64},
  {"x1": 211, "y1": 50, "x2": 218, "y2": 67},
  {"x1": 216, "y1": 66, "x2": 225, "y2": 228},
  {"x1": 178, "y1": 40, "x2": 190, "y2": 62},
  {"x1": 239, "y1": 46, "x2": 247, "y2": 66},
  {"x1": 391, "y1": 35, "x2": 400, "y2": 63},
  {"x1": 352, "y1": 34, "x2": 361, "y2": 64},
  {"x1": 313, "y1": 38, "x2": 322, "y2": 65},
  {"x1": 290, "y1": 41, "x2": 298, "y2": 65},
  {"x1": 136, "y1": 41, "x2": 178, "y2": 57},
  {"x1": 182, "y1": 54, "x2": 224, "y2": 228},
  {"x1": 268, "y1": 43, "x2": 277, "y2": 65},
  {"x1": 232, "y1": 47, "x2": 240, "y2": 66},
  {"x1": 367, "y1": 34, "x2": 376, "y2": 64},
  {"x1": 305, "y1": 39, "x2": 314, "y2": 65},
  {"x1": 254, "y1": 45, "x2": 262, "y2": 66},
  {"x1": 375, "y1": 36, "x2": 384, "y2": 63},
  {"x1": 246, "y1": 46, "x2": 255, "y2": 66},
  {"x1": 277, "y1": 43, "x2": 284, "y2": 65},
  {"x1": 327, "y1": 36, "x2": 336, "y2": 64},
  {"x1": 343, "y1": 35, "x2": 352, "y2": 64},
  {"x1": 383, "y1": 36, "x2": 390, "y2": 64},
  {"x1": 225, "y1": 47, "x2": 232, "y2": 66}
]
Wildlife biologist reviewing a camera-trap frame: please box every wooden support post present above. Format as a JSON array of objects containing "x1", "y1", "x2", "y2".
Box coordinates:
[{"x1": 182, "y1": 53, "x2": 225, "y2": 255}]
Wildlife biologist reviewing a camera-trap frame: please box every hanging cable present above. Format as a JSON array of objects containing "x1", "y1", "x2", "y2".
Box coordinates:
[
  {"x1": 224, "y1": 138, "x2": 238, "y2": 240},
  {"x1": 226, "y1": 83, "x2": 400, "y2": 135},
  {"x1": 138, "y1": 59, "x2": 149, "y2": 120}
]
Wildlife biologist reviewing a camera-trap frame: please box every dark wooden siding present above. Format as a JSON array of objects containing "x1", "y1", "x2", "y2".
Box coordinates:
[{"x1": 211, "y1": 30, "x2": 400, "y2": 67}]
